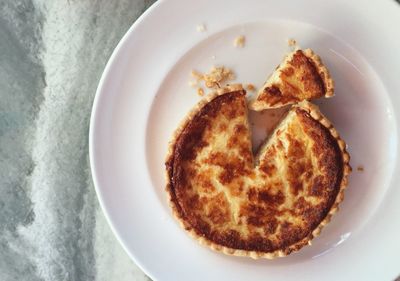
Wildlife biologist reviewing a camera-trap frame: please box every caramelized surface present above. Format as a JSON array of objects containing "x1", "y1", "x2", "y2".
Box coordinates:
[
  {"x1": 253, "y1": 50, "x2": 326, "y2": 108},
  {"x1": 166, "y1": 91, "x2": 343, "y2": 254}
]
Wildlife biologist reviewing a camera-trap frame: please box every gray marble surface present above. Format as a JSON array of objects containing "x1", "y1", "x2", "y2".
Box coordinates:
[{"x1": 0, "y1": 0, "x2": 154, "y2": 280}]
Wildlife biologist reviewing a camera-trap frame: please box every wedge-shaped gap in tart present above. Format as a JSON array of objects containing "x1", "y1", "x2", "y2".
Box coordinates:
[{"x1": 166, "y1": 86, "x2": 350, "y2": 259}]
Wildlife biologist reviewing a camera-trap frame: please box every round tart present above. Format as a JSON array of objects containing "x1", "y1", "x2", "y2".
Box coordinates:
[
  {"x1": 165, "y1": 85, "x2": 350, "y2": 258},
  {"x1": 250, "y1": 49, "x2": 334, "y2": 110}
]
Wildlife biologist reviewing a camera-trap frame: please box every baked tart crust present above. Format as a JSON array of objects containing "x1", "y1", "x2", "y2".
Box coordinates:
[
  {"x1": 165, "y1": 85, "x2": 350, "y2": 259},
  {"x1": 250, "y1": 49, "x2": 334, "y2": 110}
]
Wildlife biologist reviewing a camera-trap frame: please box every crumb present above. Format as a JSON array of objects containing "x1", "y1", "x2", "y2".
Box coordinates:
[
  {"x1": 193, "y1": 66, "x2": 235, "y2": 89},
  {"x1": 233, "y1": 35, "x2": 245, "y2": 48},
  {"x1": 204, "y1": 66, "x2": 235, "y2": 88},
  {"x1": 357, "y1": 165, "x2": 364, "y2": 172},
  {"x1": 191, "y1": 70, "x2": 204, "y2": 81},
  {"x1": 189, "y1": 66, "x2": 235, "y2": 95},
  {"x1": 287, "y1": 38, "x2": 297, "y2": 47},
  {"x1": 197, "y1": 87, "x2": 205, "y2": 96},
  {"x1": 246, "y1": 83, "x2": 256, "y2": 91},
  {"x1": 196, "y1": 24, "x2": 206, "y2": 32},
  {"x1": 211, "y1": 55, "x2": 216, "y2": 60}
]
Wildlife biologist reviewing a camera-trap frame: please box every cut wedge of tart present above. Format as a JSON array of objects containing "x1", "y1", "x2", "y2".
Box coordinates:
[
  {"x1": 250, "y1": 49, "x2": 334, "y2": 110},
  {"x1": 165, "y1": 85, "x2": 350, "y2": 258}
]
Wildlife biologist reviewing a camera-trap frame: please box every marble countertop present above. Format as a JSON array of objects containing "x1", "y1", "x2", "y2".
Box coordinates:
[{"x1": 0, "y1": 1, "x2": 154, "y2": 280}]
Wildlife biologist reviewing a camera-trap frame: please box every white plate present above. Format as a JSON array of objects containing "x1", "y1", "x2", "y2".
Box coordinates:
[{"x1": 89, "y1": 0, "x2": 400, "y2": 280}]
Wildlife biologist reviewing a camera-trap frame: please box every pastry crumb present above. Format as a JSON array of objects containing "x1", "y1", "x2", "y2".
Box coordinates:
[
  {"x1": 233, "y1": 35, "x2": 245, "y2": 48},
  {"x1": 196, "y1": 24, "x2": 206, "y2": 32},
  {"x1": 246, "y1": 83, "x2": 256, "y2": 91},
  {"x1": 287, "y1": 38, "x2": 297, "y2": 47},
  {"x1": 191, "y1": 70, "x2": 204, "y2": 81},
  {"x1": 189, "y1": 66, "x2": 235, "y2": 96},
  {"x1": 197, "y1": 87, "x2": 205, "y2": 96},
  {"x1": 357, "y1": 165, "x2": 364, "y2": 172},
  {"x1": 204, "y1": 66, "x2": 235, "y2": 88}
]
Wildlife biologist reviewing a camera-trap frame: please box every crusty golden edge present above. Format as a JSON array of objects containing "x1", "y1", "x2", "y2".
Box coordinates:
[
  {"x1": 165, "y1": 88, "x2": 351, "y2": 259},
  {"x1": 165, "y1": 83, "x2": 245, "y2": 168},
  {"x1": 284, "y1": 101, "x2": 352, "y2": 254},
  {"x1": 302, "y1": 49, "x2": 335, "y2": 98},
  {"x1": 249, "y1": 49, "x2": 335, "y2": 111}
]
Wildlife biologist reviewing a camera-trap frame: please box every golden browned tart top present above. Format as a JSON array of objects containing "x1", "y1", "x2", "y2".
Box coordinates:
[
  {"x1": 250, "y1": 49, "x2": 334, "y2": 110},
  {"x1": 165, "y1": 85, "x2": 350, "y2": 258}
]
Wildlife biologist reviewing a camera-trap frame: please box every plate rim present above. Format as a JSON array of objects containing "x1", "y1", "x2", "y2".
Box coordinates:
[{"x1": 88, "y1": 0, "x2": 165, "y2": 277}]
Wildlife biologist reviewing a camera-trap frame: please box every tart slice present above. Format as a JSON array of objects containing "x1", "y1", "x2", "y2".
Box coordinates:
[
  {"x1": 165, "y1": 85, "x2": 350, "y2": 258},
  {"x1": 249, "y1": 49, "x2": 334, "y2": 110}
]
